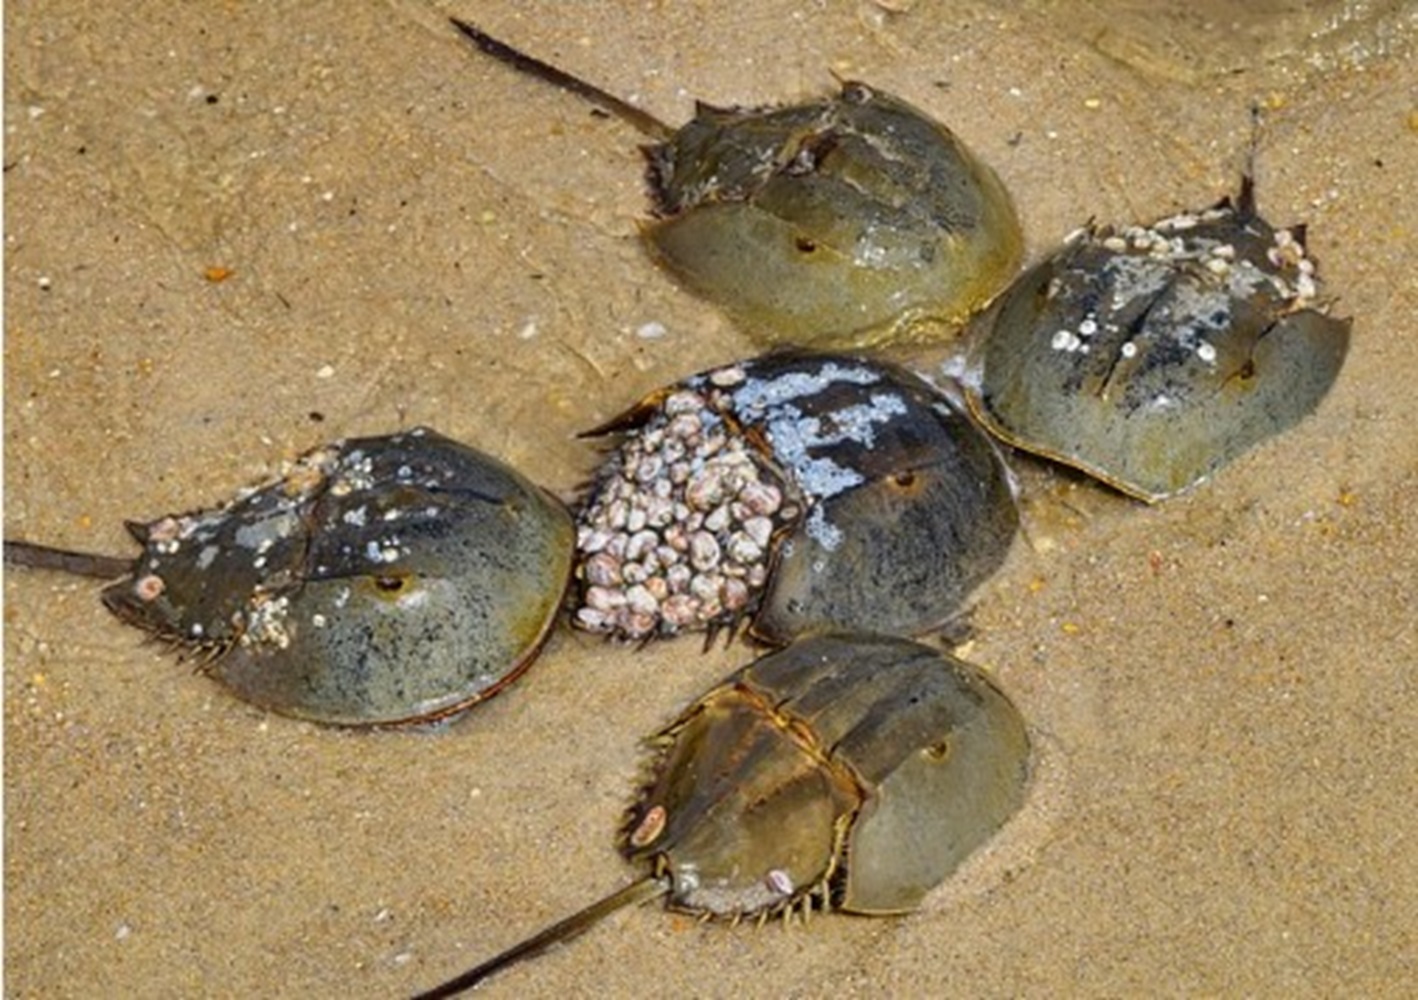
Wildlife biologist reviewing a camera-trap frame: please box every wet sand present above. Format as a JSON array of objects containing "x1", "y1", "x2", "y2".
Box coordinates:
[{"x1": 5, "y1": 2, "x2": 1416, "y2": 996}]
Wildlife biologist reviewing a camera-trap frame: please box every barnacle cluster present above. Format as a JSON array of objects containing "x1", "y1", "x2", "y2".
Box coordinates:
[{"x1": 574, "y1": 377, "x2": 798, "y2": 639}]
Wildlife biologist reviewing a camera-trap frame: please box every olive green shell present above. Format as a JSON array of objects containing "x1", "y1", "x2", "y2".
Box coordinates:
[
  {"x1": 102, "y1": 428, "x2": 574, "y2": 726},
  {"x1": 623, "y1": 632, "x2": 1031, "y2": 918},
  {"x1": 644, "y1": 84, "x2": 1023, "y2": 349},
  {"x1": 964, "y1": 181, "x2": 1350, "y2": 501}
]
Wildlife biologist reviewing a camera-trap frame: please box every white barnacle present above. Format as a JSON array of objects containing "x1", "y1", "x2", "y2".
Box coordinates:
[
  {"x1": 583, "y1": 552, "x2": 623, "y2": 587},
  {"x1": 689, "y1": 531, "x2": 722, "y2": 572},
  {"x1": 585, "y1": 585, "x2": 628, "y2": 612},
  {"x1": 633, "y1": 454, "x2": 664, "y2": 485},
  {"x1": 234, "y1": 512, "x2": 298, "y2": 552},
  {"x1": 685, "y1": 465, "x2": 728, "y2": 511},
  {"x1": 721, "y1": 577, "x2": 750, "y2": 611},
  {"x1": 707, "y1": 364, "x2": 747, "y2": 387},
  {"x1": 624, "y1": 584, "x2": 659, "y2": 617},
  {"x1": 703, "y1": 503, "x2": 731, "y2": 533},
  {"x1": 665, "y1": 414, "x2": 702, "y2": 448},
  {"x1": 1158, "y1": 212, "x2": 1199, "y2": 231},
  {"x1": 665, "y1": 563, "x2": 692, "y2": 594},
  {"x1": 605, "y1": 498, "x2": 630, "y2": 531},
  {"x1": 742, "y1": 515, "x2": 774, "y2": 549},
  {"x1": 575, "y1": 606, "x2": 611, "y2": 631},
  {"x1": 664, "y1": 389, "x2": 707, "y2": 416},
  {"x1": 146, "y1": 516, "x2": 184, "y2": 544},
  {"x1": 369, "y1": 541, "x2": 403, "y2": 564},
  {"x1": 660, "y1": 593, "x2": 698, "y2": 627},
  {"x1": 726, "y1": 532, "x2": 764, "y2": 565},
  {"x1": 578, "y1": 526, "x2": 614, "y2": 554},
  {"x1": 625, "y1": 529, "x2": 659, "y2": 563},
  {"x1": 242, "y1": 593, "x2": 293, "y2": 650},
  {"x1": 737, "y1": 480, "x2": 782, "y2": 517},
  {"x1": 765, "y1": 869, "x2": 795, "y2": 897}
]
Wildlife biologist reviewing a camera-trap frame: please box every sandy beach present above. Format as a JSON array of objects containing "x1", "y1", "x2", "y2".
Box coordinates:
[{"x1": 5, "y1": 2, "x2": 1416, "y2": 996}]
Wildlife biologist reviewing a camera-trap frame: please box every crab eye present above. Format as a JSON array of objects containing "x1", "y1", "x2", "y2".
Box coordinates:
[{"x1": 371, "y1": 573, "x2": 414, "y2": 595}]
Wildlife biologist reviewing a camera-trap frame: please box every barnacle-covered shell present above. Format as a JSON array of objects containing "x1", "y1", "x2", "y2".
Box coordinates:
[
  {"x1": 962, "y1": 178, "x2": 1351, "y2": 501},
  {"x1": 624, "y1": 633, "x2": 1031, "y2": 918},
  {"x1": 572, "y1": 354, "x2": 1017, "y2": 644},
  {"x1": 102, "y1": 427, "x2": 574, "y2": 725},
  {"x1": 645, "y1": 84, "x2": 1024, "y2": 348}
]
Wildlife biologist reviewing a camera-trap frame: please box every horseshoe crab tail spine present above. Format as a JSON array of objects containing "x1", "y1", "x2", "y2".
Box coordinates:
[
  {"x1": 4, "y1": 540, "x2": 131, "y2": 580},
  {"x1": 412, "y1": 875, "x2": 670, "y2": 998},
  {"x1": 449, "y1": 19, "x2": 675, "y2": 142}
]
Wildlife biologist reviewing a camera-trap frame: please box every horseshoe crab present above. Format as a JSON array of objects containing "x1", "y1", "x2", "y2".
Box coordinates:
[
  {"x1": 414, "y1": 631, "x2": 1031, "y2": 996},
  {"x1": 960, "y1": 177, "x2": 1351, "y2": 501},
  {"x1": 451, "y1": 19, "x2": 1023, "y2": 349},
  {"x1": 571, "y1": 353, "x2": 1018, "y2": 645},
  {"x1": 4, "y1": 427, "x2": 574, "y2": 726}
]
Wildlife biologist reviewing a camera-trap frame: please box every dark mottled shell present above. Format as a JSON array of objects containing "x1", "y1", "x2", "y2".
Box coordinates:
[
  {"x1": 626, "y1": 631, "x2": 1032, "y2": 917},
  {"x1": 644, "y1": 84, "x2": 1023, "y2": 348},
  {"x1": 572, "y1": 354, "x2": 1017, "y2": 644},
  {"x1": 963, "y1": 179, "x2": 1351, "y2": 501},
  {"x1": 102, "y1": 427, "x2": 574, "y2": 726}
]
